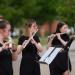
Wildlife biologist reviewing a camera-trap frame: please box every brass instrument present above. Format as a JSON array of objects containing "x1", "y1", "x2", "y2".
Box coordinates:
[
  {"x1": 8, "y1": 35, "x2": 17, "y2": 52},
  {"x1": 8, "y1": 35, "x2": 13, "y2": 48}
]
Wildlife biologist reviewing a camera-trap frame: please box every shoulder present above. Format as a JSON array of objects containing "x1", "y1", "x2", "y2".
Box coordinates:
[
  {"x1": 34, "y1": 34, "x2": 39, "y2": 38},
  {"x1": 19, "y1": 35, "x2": 28, "y2": 41},
  {"x1": 33, "y1": 34, "x2": 40, "y2": 43},
  {"x1": 18, "y1": 35, "x2": 27, "y2": 45},
  {"x1": 19, "y1": 35, "x2": 26, "y2": 39}
]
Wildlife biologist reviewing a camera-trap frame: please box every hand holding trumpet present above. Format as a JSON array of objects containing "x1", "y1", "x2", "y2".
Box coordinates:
[{"x1": 0, "y1": 42, "x2": 17, "y2": 53}]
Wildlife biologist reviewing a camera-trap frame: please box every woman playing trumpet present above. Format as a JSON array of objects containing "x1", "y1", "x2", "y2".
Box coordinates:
[
  {"x1": 47, "y1": 22, "x2": 72, "y2": 75},
  {"x1": 17, "y1": 19, "x2": 43, "y2": 75},
  {"x1": 0, "y1": 20, "x2": 17, "y2": 75}
]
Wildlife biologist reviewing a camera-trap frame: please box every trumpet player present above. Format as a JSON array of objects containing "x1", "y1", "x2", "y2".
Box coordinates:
[
  {"x1": 17, "y1": 19, "x2": 43, "y2": 75},
  {"x1": 0, "y1": 20, "x2": 17, "y2": 75}
]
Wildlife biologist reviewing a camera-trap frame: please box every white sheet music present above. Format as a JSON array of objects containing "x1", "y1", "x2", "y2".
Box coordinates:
[{"x1": 39, "y1": 47, "x2": 62, "y2": 64}]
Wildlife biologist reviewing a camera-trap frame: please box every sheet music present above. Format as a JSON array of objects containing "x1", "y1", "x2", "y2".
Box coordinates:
[{"x1": 39, "y1": 47, "x2": 62, "y2": 64}]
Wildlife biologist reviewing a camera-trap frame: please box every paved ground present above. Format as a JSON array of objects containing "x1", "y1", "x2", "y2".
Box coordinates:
[
  {"x1": 13, "y1": 40, "x2": 75, "y2": 75},
  {"x1": 69, "y1": 51, "x2": 75, "y2": 75}
]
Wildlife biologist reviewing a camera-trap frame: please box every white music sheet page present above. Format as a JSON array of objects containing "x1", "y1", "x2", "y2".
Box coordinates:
[{"x1": 39, "y1": 47, "x2": 62, "y2": 64}]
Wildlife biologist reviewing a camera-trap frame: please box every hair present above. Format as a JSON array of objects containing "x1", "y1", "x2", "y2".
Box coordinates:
[
  {"x1": 55, "y1": 22, "x2": 66, "y2": 33},
  {"x1": 24, "y1": 19, "x2": 36, "y2": 36},
  {"x1": 26, "y1": 19, "x2": 36, "y2": 28},
  {"x1": 0, "y1": 20, "x2": 10, "y2": 29},
  {"x1": 0, "y1": 15, "x2": 4, "y2": 20}
]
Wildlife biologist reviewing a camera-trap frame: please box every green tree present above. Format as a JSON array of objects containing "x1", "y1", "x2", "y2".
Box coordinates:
[{"x1": 0, "y1": 0, "x2": 75, "y2": 26}]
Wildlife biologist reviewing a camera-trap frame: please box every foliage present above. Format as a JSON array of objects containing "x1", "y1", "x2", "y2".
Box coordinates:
[{"x1": 0, "y1": 0, "x2": 75, "y2": 26}]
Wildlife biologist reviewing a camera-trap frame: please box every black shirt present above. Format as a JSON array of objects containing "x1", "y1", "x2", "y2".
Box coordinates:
[
  {"x1": 18, "y1": 35, "x2": 40, "y2": 60},
  {"x1": 0, "y1": 43, "x2": 13, "y2": 75},
  {"x1": 50, "y1": 34, "x2": 72, "y2": 75},
  {"x1": 52, "y1": 34, "x2": 70, "y2": 47}
]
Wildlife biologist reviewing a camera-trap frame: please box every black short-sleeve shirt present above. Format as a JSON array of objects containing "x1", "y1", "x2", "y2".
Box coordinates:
[
  {"x1": 52, "y1": 34, "x2": 70, "y2": 47},
  {"x1": 18, "y1": 35, "x2": 40, "y2": 60},
  {"x1": 0, "y1": 43, "x2": 13, "y2": 75}
]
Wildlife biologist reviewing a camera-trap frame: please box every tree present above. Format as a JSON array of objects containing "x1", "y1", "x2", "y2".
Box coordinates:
[{"x1": 0, "y1": 0, "x2": 75, "y2": 26}]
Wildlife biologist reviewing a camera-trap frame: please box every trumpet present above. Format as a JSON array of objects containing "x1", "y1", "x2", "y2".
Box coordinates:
[
  {"x1": 8, "y1": 35, "x2": 13, "y2": 48},
  {"x1": 22, "y1": 29, "x2": 38, "y2": 49}
]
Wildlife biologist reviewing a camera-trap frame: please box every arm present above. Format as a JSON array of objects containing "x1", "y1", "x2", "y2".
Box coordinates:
[
  {"x1": 17, "y1": 45, "x2": 23, "y2": 54},
  {"x1": 12, "y1": 44, "x2": 23, "y2": 61},
  {"x1": 46, "y1": 40, "x2": 52, "y2": 49},
  {"x1": 11, "y1": 44, "x2": 18, "y2": 61},
  {"x1": 17, "y1": 39, "x2": 30, "y2": 54},
  {"x1": 58, "y1": 38, "x2": 67, "y2": 46},
  {"x1": 34, "y1": 42, "x2": 43, "y2": 52},
  {"x1": 12, "y1": 51, "x2": 18, "y2": 61},
  {"x1": 56, "y1": 33, "x2": 67, "y2": 46},
  {"x1": 46, "y1": 34, "x2": 55, "y2": 49},
  {"x1": 31, "y1": 38, "x2": 43, "y2": 52}
]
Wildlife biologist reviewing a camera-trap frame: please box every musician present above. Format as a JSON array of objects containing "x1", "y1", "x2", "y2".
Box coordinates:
[
  {"x1": 47, "y1": 22, "x2": 72, "y2": 75},
  {"x1": 0, "y1": 20, "x2": 17, "y2": 75},
  {"x1": 17, "y1": 19, "x2": 43, "y2": 75}
]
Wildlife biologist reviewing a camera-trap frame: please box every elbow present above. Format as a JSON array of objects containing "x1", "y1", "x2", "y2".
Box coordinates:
[
  {"x1": 63, "y1": 42, "x2": 67, "y2": 46},
  {"x1": 38, "y1": 48, "x2": 44, "y2": 52}
]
